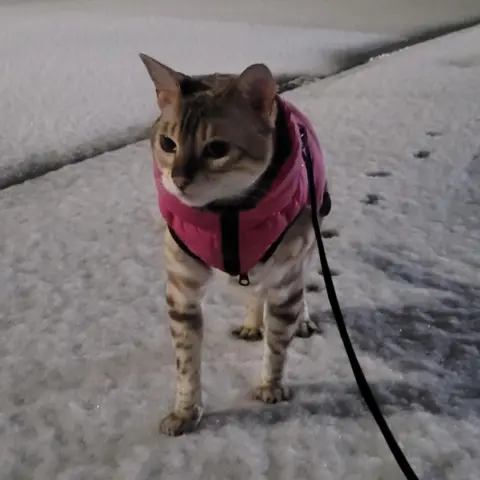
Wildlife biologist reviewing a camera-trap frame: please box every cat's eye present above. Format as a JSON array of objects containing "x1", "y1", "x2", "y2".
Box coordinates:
[
  {"x1": 159, "y1": 135, "x2": 177, "y2": 154},
  {"x1": 203, "y1": 140, "x2": 230, "y2": 159}
]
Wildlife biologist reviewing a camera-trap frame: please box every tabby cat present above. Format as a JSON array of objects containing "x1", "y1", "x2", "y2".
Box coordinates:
[{"x1": 140, "y1": 53, "x2": 329, "y2": 436}]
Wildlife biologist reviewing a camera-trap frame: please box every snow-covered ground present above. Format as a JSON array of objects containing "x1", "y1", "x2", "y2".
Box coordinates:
[
  {"x1": 6, "y1": 0, "x2": 480, "y2": 33},
  {"x1": 1, "y1": 24, "x2": 479, "y2": 479},
  {"x1": 3, "y1": 0, "x2": 480, "y2": 188},
  {"x1": 0, "y1": 1, "x2": 388, "y2": 188}
]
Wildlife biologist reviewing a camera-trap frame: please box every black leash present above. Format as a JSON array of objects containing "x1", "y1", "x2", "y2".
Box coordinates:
[{"x1": 299, "y1": 125, "x2": 420, "y2": 480}]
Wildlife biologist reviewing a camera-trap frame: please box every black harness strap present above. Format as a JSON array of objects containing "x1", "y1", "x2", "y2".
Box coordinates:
[
  {"x1": 300, "y1": 125, "x2": 420, "y2": 480},
  {"x1": 259, "y1": 189, "x2": 331, "y2": 265},
  {"x1": 168, "y1": 212, "x2": 243, "y2": 277},
  {"x1": 219, "y1": 209, "x2": 241, "y2": 276},
  {"x1": 167, "y1": 226, "x2": 207, "y2": 266},
  {"x1": 169, "y1": 187, "x2": 331, "y2": 276}
]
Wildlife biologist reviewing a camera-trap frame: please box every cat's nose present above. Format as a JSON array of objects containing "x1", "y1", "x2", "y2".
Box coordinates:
[{"x1": 172, "y1": 175, "x2": 190, "y2": 191}]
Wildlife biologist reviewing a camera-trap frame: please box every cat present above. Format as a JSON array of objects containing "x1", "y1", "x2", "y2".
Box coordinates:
[{"x1": 140, "y1": 53, "x2": 330, "y2": 436}]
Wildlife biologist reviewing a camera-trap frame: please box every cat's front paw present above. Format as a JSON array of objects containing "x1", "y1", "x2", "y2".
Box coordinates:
[
  {"x1": 231, "y1": 325, "x2": 263, "y2": 341},
  {"x1": 295, "y1": 318, "x2": 320, "y2": 338},
  {"x1": 159, "y1": 405, "x2": 203, "y2": 436},
  {"x1": 253, "y1": 384, "x2": 291, "y2": 404}
]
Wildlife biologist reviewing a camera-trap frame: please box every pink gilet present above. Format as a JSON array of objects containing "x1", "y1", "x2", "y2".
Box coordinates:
[{"x1": 153, "y1": 98, "x2": 327, "y2": 276}]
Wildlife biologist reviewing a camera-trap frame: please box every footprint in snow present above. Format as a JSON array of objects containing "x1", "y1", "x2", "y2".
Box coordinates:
[
  {"x1": 361, "y1": 193, "x2": 382, "y2": 205},
  {"x1": 413, "y1": 149, "x2": 431, "y2": 159},
  {"x1": 306, "y1": 283, "x2": 321, "y2": 292},
  {"x1": 321, "y1": 228, "x2": 339, "y2": 239},
  {"x1": 317, "y1": 268, "x2": 340, "y2": 277},
  {"x1": 365, "y1": 170, "x2": 392, "y2": 178}
]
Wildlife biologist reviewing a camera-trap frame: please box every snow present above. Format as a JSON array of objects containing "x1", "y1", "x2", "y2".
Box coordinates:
[
  {"x1": 0, "y1": 1, "x2": 390, "y2": 188},
  {"x1": 6, "y1": 0, "x2": 480, "y2": 34},
  {"x1": 3, "y1": 0, "x2": 480, "y2": 189},
  {"x1": 1, "y1": 21, "x2": 480, "y2": 480}
]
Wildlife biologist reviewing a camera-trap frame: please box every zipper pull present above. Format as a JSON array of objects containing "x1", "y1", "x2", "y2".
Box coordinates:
[{"x1": 238, "y1": 273, "x2": 250, "y2": 286}]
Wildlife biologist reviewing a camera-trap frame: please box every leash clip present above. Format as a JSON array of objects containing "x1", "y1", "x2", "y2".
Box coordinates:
[{"x1": 238, "y1": 273, "x2": 250, "y2": 286}]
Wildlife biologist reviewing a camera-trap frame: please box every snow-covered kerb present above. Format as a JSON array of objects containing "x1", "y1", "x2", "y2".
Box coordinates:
[{"x1": 0, "y1": 2, "x2": 390, "y2": 188}]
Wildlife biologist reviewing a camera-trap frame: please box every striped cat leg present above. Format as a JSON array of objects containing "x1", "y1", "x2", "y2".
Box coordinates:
[
  {"x1": 231, "y1": 295, "x2": 264, "y2": 341},
  {"x1": 232, "y1": 291, "x2": 318, "y2": 341},
  {"x1": 295, "y1": 294, "x2": 321, "y2": 338},
  {"x1": 159, "y1": 230, "x2": 212, "y2": 436},
  {"x1": 295, "y1": 221, "x2": 322, "y2": 338},
  {"x1": 254, "y1": 266, "x2": 304, "y2": 403}
]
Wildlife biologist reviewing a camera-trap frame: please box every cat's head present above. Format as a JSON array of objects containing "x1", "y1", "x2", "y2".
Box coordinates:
[{"x1": 140, "y1": 54, "x2": 277, "y2": 207}]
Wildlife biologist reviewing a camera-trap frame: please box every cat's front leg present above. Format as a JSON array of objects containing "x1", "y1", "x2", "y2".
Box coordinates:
[
  {"x1": 160, "y1": 230, "x2": 212, "y2": 436},
  {"x1": 253, "y1": 266, "x2": 304, "y2": 403}
]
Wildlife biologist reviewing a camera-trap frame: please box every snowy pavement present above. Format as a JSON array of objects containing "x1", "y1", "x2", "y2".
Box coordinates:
[
  {"x1": 1, "y1": 24, "x2": 480, "y2": 480},
  {"x1": 0, "y1": 1, "x2": 385, "y2": 188},
  {"x1": 6, "y1": 0, "x2": 480, "y2": 34},
  {"x1": 2, "y1": 1, "x2": 480, "y2": 189}
]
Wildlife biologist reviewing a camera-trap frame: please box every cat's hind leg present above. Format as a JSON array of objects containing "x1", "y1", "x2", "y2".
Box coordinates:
[
  {"x1": 231, "y1": 295, "x2": 264, "y2": 341},
  {"x1": 294, "y1": 295, "x2": 321, "y2": 338},
  {"x1": 253, "y1": 265, "x2": 305, "y2": 403},
  {"x1": 231, "y1": 292, "x2": 319, "y2": 341}
]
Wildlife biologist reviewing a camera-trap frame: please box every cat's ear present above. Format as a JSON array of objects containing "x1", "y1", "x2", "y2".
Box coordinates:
[
  {"x1": 139, "y1": 53, "x2": 186, "y2": 109},
  {"x1": 237, "y1": 63, "x2": 277, "y2": 116}
]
